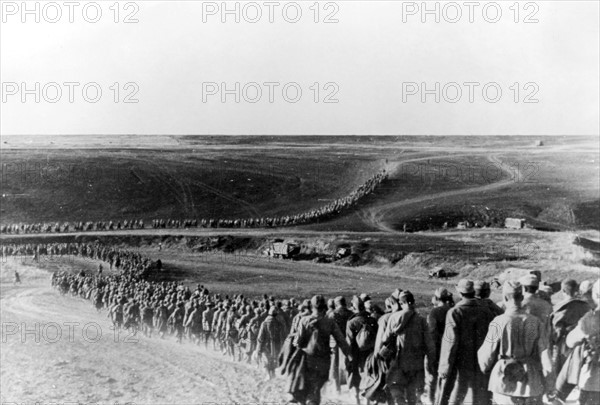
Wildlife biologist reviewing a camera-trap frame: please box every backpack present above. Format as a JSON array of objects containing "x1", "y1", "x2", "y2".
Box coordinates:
[
  {"x1": 356, "y1": 319, "x2": 377, "y2": 351},
  {"x1": 300, "y1": 318, "x2": 329, "y2": 357}
]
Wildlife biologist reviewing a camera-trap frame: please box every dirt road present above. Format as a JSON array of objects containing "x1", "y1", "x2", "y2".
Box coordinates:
[{"x1": 1, "y1": 262, "x2": 360, "y2": 404}]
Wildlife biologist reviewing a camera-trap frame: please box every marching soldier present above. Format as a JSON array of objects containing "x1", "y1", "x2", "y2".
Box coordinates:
[
  {"x1": 436, "y1": 279, "x2": 493, "y2": 405},
  {"x1": 564, "y1": 279, "x2": 600, "y2": 405},
  {"x1": 294, "y1": 295, "x2": 352, "y2": 405},
  {"x1": 346, "y1": 295, "x2": 379, "y2": 404},
  {"x1": 382, "y1": 291, "x2": 436, "y2": 405},
  {"x1": 257, "y1": 306, "x2": 286, "y2": 380},
  {"x1": 425, "y1": 288, "x2": 453, "y2": 405},
  {"x1": 551, "y1": 279, "x2": 591, "y2": 400},
  {"x1": 328, "y1": 296, "x2": 354, "y2": 394},
  {"x1": 478, "y1": 281, "x2": 553, "y2": 405}
]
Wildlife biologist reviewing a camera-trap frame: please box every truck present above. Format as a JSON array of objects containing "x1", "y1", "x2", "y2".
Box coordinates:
[{"x1": 269, "y1": 242, "x2": 300, "y2": 259}]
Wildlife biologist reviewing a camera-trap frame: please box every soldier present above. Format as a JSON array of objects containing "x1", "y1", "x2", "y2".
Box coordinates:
[
  {"x1": 168, "y1": 301, "x2": 186, "y2": 343},
  {"x1": 185, "y1": 301, "x2": 204, "y2": 344},
  {"x1": 565, "y1": 279, "x2": 600, "y2": 405},
  {"x1": 382, "y1": 291, "x2": 436, "y2": 405},
  {"x1": 424, "y1": 288, "x2": 453, "y2": 405},
  {"x1": 202, "y1": 302, "x2": 215, "y2": 349},
  {"x1": 140, "y1": 300, "x2": 154, "y2": 338},
  {"x1": 155, "y1": 300, "x2": 169, "y2": 339},
  {"x1": 293, "y1": 295, "x2": 352, "y2": 405},
  {"x1": 14, "y1": 270, "x2": 21, "y2": 284},
  {"x1": 436, "y1": 279, "x2": 493, "y2": 405},
  {"x1": 520, "y1": 274, "x2": 552, "y2": 327},
  {"x1": 257, "y1": 306, "x2": 286, "y2": 380},
  {"x1": 550, "y1": 279, "x2": 591, "y2": 388},
  {"x1": 346, "y1": 295, "x2": 379, "y2": 404},
  {"x1": 124, "y1": 298, "x2": 140, "y2": 334},
  {"x1": 475, "y1": 280, "x2": 504, "y2": 317},
  {"x1": 108, "y1": 299, "x2": 124, "y2": 330},
  {"x1": 328, "y1": 296, "x2": 354, "y2": 394},
  {"x1": 478, "y1": 281, "x2": 553, "y2": 405},
  {"x1": 551, "y1": 279, "x2": 591, "y2": 400}
]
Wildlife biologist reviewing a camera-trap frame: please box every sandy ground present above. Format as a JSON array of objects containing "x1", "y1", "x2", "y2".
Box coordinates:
[{"x1": 0, "y1": 261, "x2": 362, "y2": 405}]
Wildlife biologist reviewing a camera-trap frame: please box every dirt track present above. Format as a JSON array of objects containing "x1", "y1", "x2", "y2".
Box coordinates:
[
  {"x1": 1, "y1": 141, "x2": 597, "y2": 404},
  {"x1": 1, "y1": 262, "x2": 363, "y2": 404}
]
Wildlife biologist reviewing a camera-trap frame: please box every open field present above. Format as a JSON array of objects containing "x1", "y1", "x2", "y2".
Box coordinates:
[
  {"x1": 1, "y1": 135, "x2": 598, "y2": 230},
  {"x1": 1, "y1": 135, "x2": 599, "y2": 404}
]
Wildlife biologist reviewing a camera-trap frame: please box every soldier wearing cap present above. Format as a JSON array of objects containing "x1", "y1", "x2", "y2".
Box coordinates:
[
  {"x1": 478, "y1": 281, "x2": 553, "y2": 405},
  {"x1": 381, "y1": 291, "x2": 436, "y2": 405},
  {"x1": 257, "y1": 306, "x2": 286, "y2": 380},
  {"x1": 475, "y1": 280, "x2": 504, "y2": 317},
  {"x1": 424, "y1": 288, "x2": 453, "y2": 405},
  {"x1": 520, "y1": 275, "x2": 552, "y2": 321},
  {"x1": 328, "y1": 296, "x2": 354, "y2": 394},
  {"x1": 346, "y1": 295, "x2": 379, "y2": 403},
  {"x1": 551, "y1": 278, "x2": 591, "y2": 399},
  {"x1": 436, "y1": 279, "x2": 494, "y2": 405},
  {"x1": 564, "y1": 279, "x2": 600, "y2": 405},
  {"x1": 294, "y1": 295, "x2": 352, "y2": 405}
]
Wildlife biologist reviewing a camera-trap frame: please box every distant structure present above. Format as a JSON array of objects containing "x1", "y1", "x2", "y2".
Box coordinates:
[
  {"x1": 505, "y1": 217, "x2": 526, "y2": 229},
  {"x1": 535, "y1": 140, "x2": 544, "y2": 146}
]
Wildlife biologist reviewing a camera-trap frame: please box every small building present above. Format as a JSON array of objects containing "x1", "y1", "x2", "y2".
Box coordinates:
[
  {"x1": 505, "y1": 218, "x2": 526, "y2": 229},
  {"x1": 268, "y1": 242, "x2": 300, "y2": 259}
]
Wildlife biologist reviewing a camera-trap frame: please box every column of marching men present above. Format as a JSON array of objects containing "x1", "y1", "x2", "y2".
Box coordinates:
[
  {"x1": 3, "y1": 243, "x2": 599, "y2": 405},
  {"x1": 0, "y1": 169, "x2": 388, "y2": 235}
]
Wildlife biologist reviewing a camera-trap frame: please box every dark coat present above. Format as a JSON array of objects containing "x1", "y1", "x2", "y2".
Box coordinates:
[{"x1": 436, "y1": 298, "x2": 494, "y2": 405}]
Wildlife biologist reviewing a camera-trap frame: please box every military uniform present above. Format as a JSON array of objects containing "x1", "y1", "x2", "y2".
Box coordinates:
[
  {"x1": 294, "y1": 296, "x2": 350, "y2": 405},
  {"x1": 436, "y1": 280, "x2": 493, "y2": 405},
  {"x1": 383, "y1": 302, "x2": 436, "y2": 405},
  {"x1": 478, "y1": 293, "x2": 551, "y2": 405},
  {"x1": 565, "y1": 281, "x2": 600, "y2": 405}
]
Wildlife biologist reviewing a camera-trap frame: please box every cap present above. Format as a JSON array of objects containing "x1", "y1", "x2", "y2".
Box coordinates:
[
  {"x1": 456, "y1": 279, "x2": 475, "y2": 294},
  {"x1": 352, "y1": 295, "x2": 365, "y2": 312},
  {"x1": 434, "y1": 287, "x2": 452, "y2": 300},
  {"x1": 300, "y1": 299, "x2": 311, "y2": 310},
  {"x1": 359, "y1": 293, "x2": 371, "y2": 302},
  {"x1": 519, "y1": 274, "x2": 539, "y2": 287},
  {"x1": 391, "y1": 288, "x2": 404, "y2": 300},
  {"x1": 474, "y1": 280, "x2": 490, "y2": 291},
  {"x1": 385, "y1": 295, "x2": 399, "y2": 309},
  {"x1": 311, "y1": 295, "x2": 327, "y2": 311},
  {"x1": 503, "y1": 280, "x2": 522, "y2": 296},
  {"x1": 399, "y1": 290, "x2": 415, "y2": 305}
]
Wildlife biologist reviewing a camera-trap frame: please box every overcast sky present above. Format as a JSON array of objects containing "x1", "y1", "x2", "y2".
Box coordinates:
[{"x1": 1, "y1": 0, "x2": 598, "y2": 136}]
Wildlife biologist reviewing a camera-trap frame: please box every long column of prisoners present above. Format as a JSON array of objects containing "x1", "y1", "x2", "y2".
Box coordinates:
[{"x1": 0, "y1": 168, "x2": 388, "y2": 234}]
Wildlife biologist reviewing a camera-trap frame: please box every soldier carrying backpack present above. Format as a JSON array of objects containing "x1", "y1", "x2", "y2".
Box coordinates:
[{"x1": 346, "y1": 295, "x2": 379, "y2": 404}]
